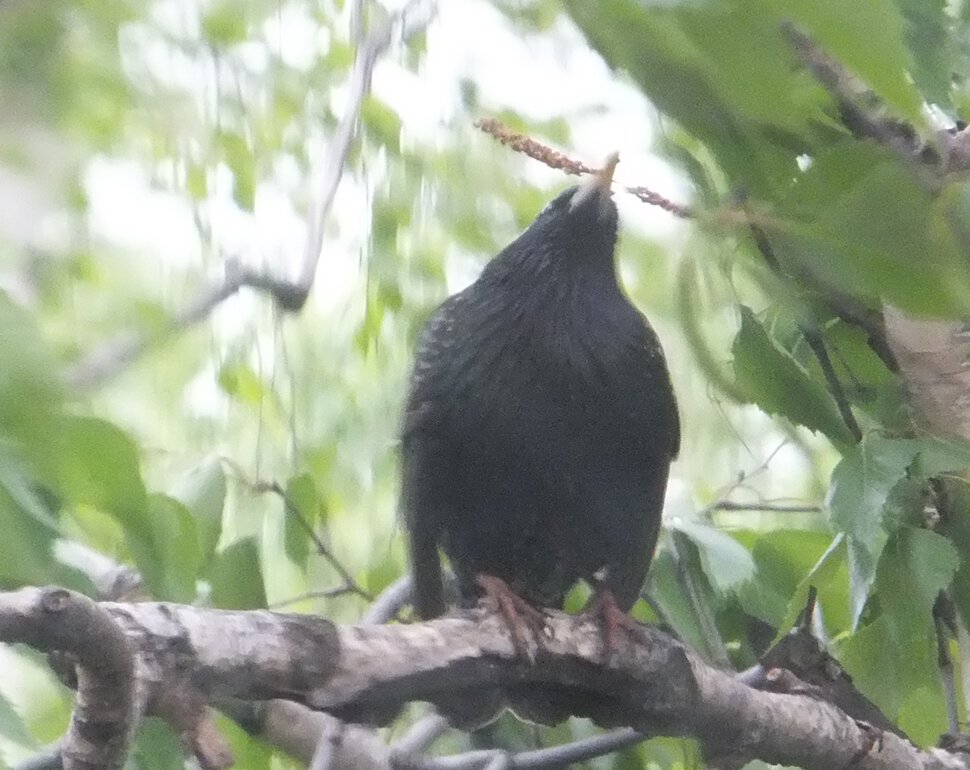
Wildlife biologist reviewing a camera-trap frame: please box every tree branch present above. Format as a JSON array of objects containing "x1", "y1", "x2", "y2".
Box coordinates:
[
  {"x1": 65, "y1": 0, "x2": 436, "y2": 393},
  {"x1": 2, "y1": 587, "x2": 968, "y2": 770},
  {"x1": 0, "y1": 589, "x2": 137, "y2": 770}
]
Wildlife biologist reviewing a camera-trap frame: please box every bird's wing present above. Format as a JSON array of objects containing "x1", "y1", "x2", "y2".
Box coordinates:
[
  {"x1": 402, "y1": 294, "x2": 463, "y2": 438},
  {"x1": 618, "y1": 313, "x2": 681, "y2": 459},
  {"x1": 400, "y1": 293, "x2": 468, "y2": 619}
]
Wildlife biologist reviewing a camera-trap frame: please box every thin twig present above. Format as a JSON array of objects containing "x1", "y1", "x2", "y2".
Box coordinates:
[
  {"x1": 421, "y1": 728, "x2": 646, "y2": 770},
  {"x1": 799, "y1": 585, "x2": 819, "y2": 631},
  {"x1": 302, "y1": 0, "x2": 437, "y2": 288},
  {"x1": 800, "y1": 324, "x2": 863, "y2": 443},
  {"x1": 780, "y1": 22, "x2": 924, "y2": 161},
  {"x1": 362, "y1": 575, "x2": 413, "y2": 625},
  {"x1": 626, "y1": 186, "x2": 694, "y2": 218},
  {"x1": 391, "y1": 714, "x2": 450, "y2": 762},
  {"x1": 746, "y1": 217, "x2": 863, "y2": 443},
  {"x1": 710, "y1": 500, "x2": 823, "y2": 513},
  {"x1": 268, "y1": 586, "x2": 363, "y2": 609},
  {"x1": 253, "y1": 480, "x2": 373, "y2": 603},
  {"x1": 474, "y1": 117, "x2": 693, "y2": 217}
]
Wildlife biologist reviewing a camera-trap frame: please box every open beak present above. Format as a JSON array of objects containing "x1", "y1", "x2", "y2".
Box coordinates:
[{"x1": 569, "y1": 152, "x2": 620, "y2": 212}]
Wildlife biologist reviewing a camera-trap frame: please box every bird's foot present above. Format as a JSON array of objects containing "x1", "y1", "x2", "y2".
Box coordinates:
[
  {"x1": 580, "y1": 588, "x2": 642, "y2": 658},
  {"x1": 475, "y1": 573, "x2": 546, "y2": 659}
]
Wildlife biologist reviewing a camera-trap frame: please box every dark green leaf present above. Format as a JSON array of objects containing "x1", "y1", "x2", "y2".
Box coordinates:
[
  {"x1": 894, "y1": 0, "x2": 954, "y2": 107},
  {"x1": 59, "y1": 417, "x2": 186, "y2": 597},
  {"x1": 131, "y1": 717, "x2": 184, "y2": 770},
  {"x1": 740, "y1": 530, "x2": 848, "y2": 631},
  {"x1": 171, "y1": 458, "x2": 225, "y2": 567},
  {"x1": 0, "y1": 293, "x2": 64, "y2": 482},
  {"x1": 769, "y1": 0, "x2": 922, "y2": 120},
  {"x1": 567, "y1": 0, "x2": 823, "y2": 194},
  {"x1": 283, "y1": 472, "x2": 322, "y2": 567},
  {"x1": 0, "y1": 483, "x2": 88, "y2": 590},
  {"x1": 146, "y1": 495, "x2": 200, "y2": 602},
  {"x1": 732, "y1": 305, "x2": 855, "y2": 445},
  {"x1": 648, "y1": 548, "x2": 709, "y2": 655},
  {"x1": 876, "y1": 527, "x2": 958, "y2": 631},
  {"x1": 773, "y1": 533, "x2": 849, "y2": 642},
  {"x1": 838, "y1": 528, "x2": 956, "y2": 741},
  {"x1": 829, "y1": 435, "x2": 970, "y2": 626},
  {"x1": 669, "y1": 518, "x2": 755, "y2": 594},
  {"x1": 208, "y1": 537, "x2": 267, "y2": 610},
  {"x1": 775, "y1": 144, "x2": 970, "y2": 317}
]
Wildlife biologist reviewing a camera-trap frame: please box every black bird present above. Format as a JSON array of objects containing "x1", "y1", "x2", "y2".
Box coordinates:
[{"x1": 401, "y1": 156, "x2": 679, "y2": 643}]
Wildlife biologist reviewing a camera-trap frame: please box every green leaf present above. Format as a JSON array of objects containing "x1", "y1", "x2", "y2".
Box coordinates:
[
  {"x1": 838, "y1": 528, "x2": 957, "y2": 739},
  {"x1": 0, "y1": 293, "x2": 64, "y2": 482},
  {"x1": 202, "y1": 1, "x2": 248, "y2": 45},
  {"x1": 218, "y1": 362, "x2": 268, "y2": 406},
  {"x1": 215, "y1": 712, "x2": 274, "y2": 770},
  {"x1": 876, "y1": 527, "x2": 958, "y2": 631},
  {"x1": 767, "y1": 0, "x2": 922, "y2": 120},
  {"x1": 836, "y1": 616, "x2": 910, "y2": 731},
  {"x1": 0, "y1": 483, "x2": 87, "y2": 590},
  {"x1": 668, "y1": 518, "x2": 756, "y2": 594},
  {"x1": 146, "y1": 495, "x2": 201, "y2": 602},
  {"x1": 566, "y1": 0, "x2": 822, "y2": 194},
  {"x1": 898, "y1": 686, "x2": 950, "y2": 748},
  {"x1": 894, "y1": 0, "x2": 954, "y2": 107},
  {"x1": 775, "y1": 143, "x2": 970, "y2": 316},
  {"x1": 59, "y1": 417, "x2": 184, "y2": 597},
  {"x1": 60, "y1": 417, "x2": 148, "y2": 521},
  {"x1": 217, "y1": 131, "x2": 256, "y2": 211},
  {"x1": 283, "y1": 472, "x2": 321, "y2": 567},
  {"x1": 740, "y1": 530, "x2": 849, "y2": 631},
  {"x1": 361, "y1": 96, "x2": 402, "y2": 152},
  {"x1": 829, "y1": 434, "x2": 970, "y2": 626},
  {"x1": 732, "y1": 305, "x2": 855, "y2": 445},
  {"x1": 185, "y1": 163, "x2": 208, "y2": 200},
  {"x1": 0, "y1": 679, "x2": 37, "y2": 748},
  {"x1": 171, "y1": 457, "x2": 225, "y2": 567},
  {"x1": 131, "y1": 717, "x2": 185, "y2": 770},
  {"x1": 944, "y1": 482, "x2": 970, "y2": 632},
  {"x1": 208, "y1": 537, "x2": 267, "y2": 610},
  {"x1": 773, "y1": 533, "x2": 849, "y2": 642},
  {"x1": 648, "y1": 548, "x2": 710, "y2": 656}
]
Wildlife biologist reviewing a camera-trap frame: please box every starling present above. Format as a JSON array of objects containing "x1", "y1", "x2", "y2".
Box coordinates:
[{"x1": 401, "y1": 156, "x2": 680, "y2": 641}]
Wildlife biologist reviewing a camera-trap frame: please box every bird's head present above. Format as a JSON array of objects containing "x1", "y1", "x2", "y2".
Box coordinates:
[{"x1": 494, "y1": 154, "x2": 620, "y2": 277}]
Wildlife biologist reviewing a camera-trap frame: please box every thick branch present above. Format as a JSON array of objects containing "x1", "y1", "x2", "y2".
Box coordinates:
[
  {"x1": 0, "y1": 589, "x2": 137, "y2": 770},
  {"x1": 2, "y1": 587, "x2": 968, "y2": 770},
  {"x1": 883, "y1": 306, "x2": 970, "y2": 442}
]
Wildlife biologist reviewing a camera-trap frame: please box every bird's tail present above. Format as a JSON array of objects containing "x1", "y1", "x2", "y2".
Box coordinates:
[{"x1": 408, "y1": 530, "x2": 446, "y2": 619}]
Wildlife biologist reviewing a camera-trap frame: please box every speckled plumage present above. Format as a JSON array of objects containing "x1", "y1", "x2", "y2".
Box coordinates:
[{"x1": 402, "y1": 178, "x2": 679, "y2": 621}]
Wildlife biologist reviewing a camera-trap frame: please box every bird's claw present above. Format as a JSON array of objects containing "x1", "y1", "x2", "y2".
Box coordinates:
[
  {"x1": 475, "y1": 573, "x2": 546, "y2": 660},
  {"x1": 580, "y1": 588, "x2": 642, "y2": 659}
]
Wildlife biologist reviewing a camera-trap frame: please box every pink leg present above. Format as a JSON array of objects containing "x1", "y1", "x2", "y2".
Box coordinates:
[{"x1": 475, "y1": 573, "x2": 546, "y2": 656}]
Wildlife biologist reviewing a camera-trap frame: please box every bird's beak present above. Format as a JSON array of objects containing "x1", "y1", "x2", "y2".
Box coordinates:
[{"x1": 569, "y1": 152, "x2": 619, "y2": 213}]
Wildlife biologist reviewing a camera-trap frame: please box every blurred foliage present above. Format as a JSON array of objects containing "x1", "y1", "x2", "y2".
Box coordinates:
[{"x1": 0, "y1": 0, "x2": 969, "y2": 767}]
